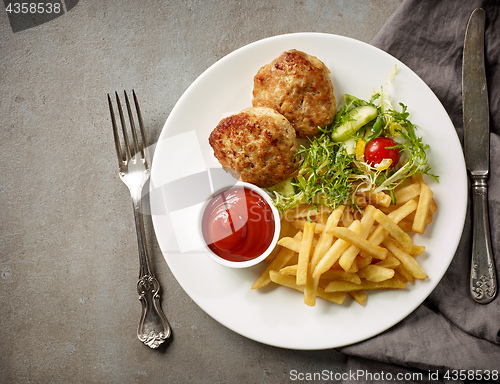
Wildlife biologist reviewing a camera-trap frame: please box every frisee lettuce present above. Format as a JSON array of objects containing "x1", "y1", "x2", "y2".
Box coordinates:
[{"x1": 271, "y1": 134, "x2": 363, "y2": 212}]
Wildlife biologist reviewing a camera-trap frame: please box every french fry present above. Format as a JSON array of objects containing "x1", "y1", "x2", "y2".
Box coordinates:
[
  {"x1": 344, "y1": 261, "x2": 359, "y2": 274},
  {"x1": 355, "y1": 255, "x2": 373, "y2": 270},
  {"x1": 338, "y1": 205, "x2": 376, "y2": 270},
  {"x1": 429, "y1": 198, "x2": 437, "y2": 214},
  {"x1": 375, "y1": 255, "x2": 401, "y2": 269},
  {"x1": 319, "y1": 269, "x2": 362, "y2": 285},
  {"x1": 367, "y1": 199, "x2": 417, "y2": 247},
  {"x1": 373, "y1": 208, "x2": 413, "y2": 253},
  {"x1": 329, "y1": 226, "x2": 388, "y2": 260},
  {"x1": 339, "y1": 242, "x2": 364, "y2": 271},
  {"x1": 411, "y1": 173, "x2": 424, "y2": 185},
  {"x1": 278, "y1": 264, "x2": 298, "y2": 277},
  {"x1": 252, "y1": 232, "x2": 302, "y2": 289},
  {"x1": 305, "y1": 205, "x2": 345, "y2": 306},
  {"x1": 316, "y1": 289, "x2": 347, "y2": 305},
  {"x1": 317, "y1": 205, "x2": 332, "y2": 225},
  {"x1": 252, "y1": 248, "x2": 296, "y2": 289},
  {"x1": 392, "y1": 271, "x2": 410, "y2": 285},
  {"x1": 296, "y1": 222, "x2": 315, "y2": 286},
  {"x1": 324, "y1": 277, "x2": 406, "y2": 293},
  {"x1": 290, "y1": 219, "x2": 325, "y2": 234},
  {"x1": 405, "y1": 210, "x2": 433, "y2": 224},
  {"x1": 280, "y1": 218, "x2": 291, "y2": 239},
  {"x1": 412, "y1": 182, "x2": 433, "y2": 234},
  {"x1": 313, "y1": 220, "x2": 363, "y2": 278},
  {"x1": 357, "y1": 264, "x2": 395, "y2": 282},
  {"x1": 287, "y1": 253, "x2": 299, "y2": 266},
  {"x1": 394, "y1": 265, "x2": 414, "y2": 283},
  {"x1": 349, "y1": 290, "x2": 367, "y2": 305},
  {"x1": 375, "y1": 191, "x2": 393, "y2": 207},
  {"x1": 399, "y1": 214, "x2": 432, "y2": 233},
  {"x1": 385, "y1": 199, "x2": 419, "y2": 223},
  {"x1": 394, "y1": 183, "x2": 421, "y2": 204},
  {"x1": 311, "y1": 205, "x2": 345, "y2": 266},
  {"x1": 269, "y1": 271, "x2": 346, "y2": 304},
  {"x1": 277, "y1": 234, "x2": 302, "y2": 253},
  {"x1": 376, "y1": 204, "x2": 400, "y2": 215},
  {"x1": 342, "y1": 207, "x2": 354, "y2": 227},
  {"x1": 397, "y1": 219, "x2": 413, "y2": 233},
  {"x1": 383, "y1": 238, "x2": 427, "y2": 279},
  {"x1": 351, "y1": 193, "x2": 368, "y2": 208},
  {"x1": 303, "y1": 285, "x2": 316, "y2": 307},
  {"x1": 357, "y1": 190, "x2": 392, "y2": 207},
  {"x1": 411, "y1": 244, "x2": 425, "y2": 256}
]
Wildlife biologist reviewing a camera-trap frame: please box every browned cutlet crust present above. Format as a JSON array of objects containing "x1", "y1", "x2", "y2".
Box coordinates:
[
  {"x1": 209, "y1": 107, "x2": 299, "y2": 188},
  {"x1": 252, "y1": 49, "x2": 337, "y2": 138}
]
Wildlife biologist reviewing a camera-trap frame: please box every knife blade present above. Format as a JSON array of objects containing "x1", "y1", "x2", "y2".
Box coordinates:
[{"x1": 462, "y1": 8, "x2": 497, "y2": 303}]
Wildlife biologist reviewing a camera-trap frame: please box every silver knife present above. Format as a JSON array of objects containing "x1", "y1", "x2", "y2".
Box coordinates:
[{"x1": 462, "y1": 8, "x2": 497, "y2": 304}]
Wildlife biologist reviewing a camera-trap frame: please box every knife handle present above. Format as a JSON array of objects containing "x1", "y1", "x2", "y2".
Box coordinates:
[{"x1": 470, "y1": 176, "x2": 497, "y2": 303}]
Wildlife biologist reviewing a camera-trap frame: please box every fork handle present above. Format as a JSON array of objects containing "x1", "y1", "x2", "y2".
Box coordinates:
[{"x1": 132, "y1": 196, "x2": 171, "y2": 348}]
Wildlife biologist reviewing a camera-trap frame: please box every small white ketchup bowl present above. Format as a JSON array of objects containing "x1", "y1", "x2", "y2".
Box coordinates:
[{"x1": 200, "y1": 181, "x2": 281, "y2": 269}]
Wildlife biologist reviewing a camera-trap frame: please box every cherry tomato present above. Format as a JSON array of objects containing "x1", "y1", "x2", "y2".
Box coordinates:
[{"x1": 364, "y1": 137, "x2": 400, "y2": 168}]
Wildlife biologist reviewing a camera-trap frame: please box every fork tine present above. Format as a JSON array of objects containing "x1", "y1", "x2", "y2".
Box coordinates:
[
  {"x1": 132, "y1": 90, "x2": 148, "y2": 151},
  {"x1": 124, "y1": 90, "x2": 141, "y2": 158},
  {"x1": 108, "y1": 93, "x2": 124, "y2": 165},
  {"x1": 115, "y1": 91, "x2": 132, "y2": 161}
]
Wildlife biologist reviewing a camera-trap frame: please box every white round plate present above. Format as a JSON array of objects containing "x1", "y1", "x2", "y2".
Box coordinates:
[{"x1": 149, "y1": 33, "x2": 467, "y2": 350}]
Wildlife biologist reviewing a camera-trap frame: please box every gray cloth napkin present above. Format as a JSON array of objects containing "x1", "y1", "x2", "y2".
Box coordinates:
[{"x1": 339, "y1": 0, "x2": 500, "y2": 381}]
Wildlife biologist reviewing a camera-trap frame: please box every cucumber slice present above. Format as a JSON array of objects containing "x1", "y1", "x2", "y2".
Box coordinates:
[
  {"x1": 268, "y1": 177, "x2": 295, "y2": 197},
  {"x1": 331, "y1": 105, "x2": 378, "y2": 142}
]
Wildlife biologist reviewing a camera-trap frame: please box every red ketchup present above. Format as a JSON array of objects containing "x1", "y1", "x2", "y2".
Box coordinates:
[{"x1": 202, "y1": 186, "x2": 275, "y2": 262}]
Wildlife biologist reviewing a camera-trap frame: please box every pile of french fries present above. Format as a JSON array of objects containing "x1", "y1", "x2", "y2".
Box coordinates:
[{"x1": 252, "y1": 174, "x2": 437, "y2": 307}]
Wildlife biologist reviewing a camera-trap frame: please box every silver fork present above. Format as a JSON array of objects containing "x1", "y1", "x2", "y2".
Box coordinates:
[{"x1": 108, "y1": 90, "x2": 171, "y2": 349}]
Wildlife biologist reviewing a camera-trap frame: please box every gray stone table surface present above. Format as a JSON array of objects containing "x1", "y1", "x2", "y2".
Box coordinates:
[{"x1": 0, "y1": 1, "x2": 402, "y2": 383}]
